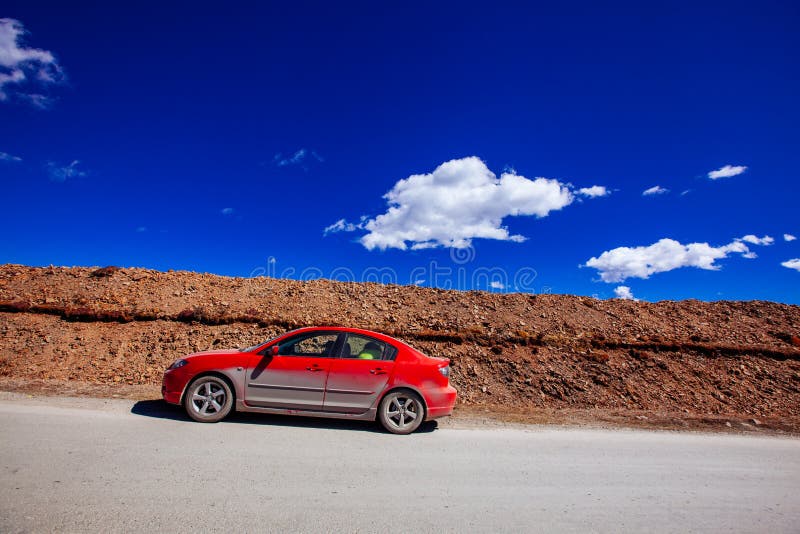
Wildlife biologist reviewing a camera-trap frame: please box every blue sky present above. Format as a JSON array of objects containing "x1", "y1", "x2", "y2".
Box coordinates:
[{"x1": 1, "y1": 1, "x2": 798, "y2": 303}]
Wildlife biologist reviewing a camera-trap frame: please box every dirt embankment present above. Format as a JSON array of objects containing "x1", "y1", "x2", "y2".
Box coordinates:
[{"x1": 1, "y1": 264, "x2": 799, "y2": 432}]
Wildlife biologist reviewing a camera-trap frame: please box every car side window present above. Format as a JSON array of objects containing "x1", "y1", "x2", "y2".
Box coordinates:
[
  {"x1": 276, "y1": 333, "x2": 338, "y2": 357},
  {"x1": 340, "y1": 334, "x2": 396, "y2": 361}
]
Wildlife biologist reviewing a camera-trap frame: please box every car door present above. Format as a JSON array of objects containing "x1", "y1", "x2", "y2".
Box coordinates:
[
  {"x1": 323, "y1": 333, "x2": 396, "y2": 414},
  {"x1": 245, "y1": 331, "x2": 341, "y2": 411}
]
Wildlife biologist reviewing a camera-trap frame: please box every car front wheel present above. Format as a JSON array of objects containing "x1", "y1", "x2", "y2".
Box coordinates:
[
  {"x1": 378, "y1": 390, "x2": 424, "y2": 434},
  {"x1": 184, "y1": 376, "x2": 233, "y2": 423}
]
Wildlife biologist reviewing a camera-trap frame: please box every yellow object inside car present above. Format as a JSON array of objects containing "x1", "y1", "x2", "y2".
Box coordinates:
[{"x1": 357, "y1": 348, "x2": 380, "y2": 359}]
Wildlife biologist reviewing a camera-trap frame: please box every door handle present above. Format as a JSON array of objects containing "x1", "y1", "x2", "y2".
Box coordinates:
[
  {"x1": 306, "y1": 366, "x2": 324, "y2": 372},
  {"x1": 370, "y1": 368, "x2": 387, "y2": 375}
]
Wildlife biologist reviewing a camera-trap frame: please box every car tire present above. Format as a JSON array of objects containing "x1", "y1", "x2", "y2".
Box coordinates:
[
  {"x1": 378, "y1": 390, "x2": 425, "y2": 435},
  {"x1": 184, "y1": 375, "x2": 234, "y2": 423}
]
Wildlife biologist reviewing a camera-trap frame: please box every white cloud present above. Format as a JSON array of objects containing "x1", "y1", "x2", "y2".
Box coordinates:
[
  {"x1": 221, "y1": 207, "x2": 235, "y2": 216},
  {"x1": 329, "y1": 157, "x2": 605, "y2": 251},
  {"x1": 708, "y1": 164, "x2": 747, "y2": 179},
  {"x1": 784, "y1": 234, "x2": 797, "y2": 242},
  {"x1": 642, "y1": 185, "x2": 669, "y2": 196},
  {"x1": 46, "y1": 160, "x2": 85, "y2": 182},
  {"x1": 577, "y1": 185, "x2": 610, "y2": 198},
  {"x1": 19, "y1": 92, "x2": 53, "y2": 109},
  {"x1": 323, "y1": 216, "x2": 367, "y2": 235},
  {"x1": 680, "y1": 189, "x2": 691, "y2": 196},
  {"x1": 489, "y1": 281, "x2": 505, "y2": 289},
  {"x1": 0, "y1": 151, "x2": 21, "y2": 162},
  {"x1": 273, "y1": 148, "x2": 324, "y2": 169},
  {"x1": 782, "y1": 259, "x2": 800, "y2": 272},
  {"x1": 613, "y1": 286, "x2": 637, "y2": 300},
  {"x1": 738, "y1": 234, "x2": 774, "y2": 246},
  {"x1": 0, "y1": 19, "x2": 63, "y2": 104},
  {"x1": 584, "y1": 236, "x2": 766, "y2": 283}
]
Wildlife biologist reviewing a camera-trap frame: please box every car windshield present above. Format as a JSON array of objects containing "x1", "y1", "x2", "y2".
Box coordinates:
[
  {"x1": 238, "y1": 329, "x2": 303, "y2": 352},
  {"x1": 238, "y1": 335, "x2": 280, "y2": 353}
]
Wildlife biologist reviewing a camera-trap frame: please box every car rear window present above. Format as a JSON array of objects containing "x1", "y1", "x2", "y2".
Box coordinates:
[{"x1": 340, "y1": 334, "x2": 397, "y2": 361}]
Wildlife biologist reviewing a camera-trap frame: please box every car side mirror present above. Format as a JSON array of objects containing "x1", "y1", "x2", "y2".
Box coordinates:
[{"x1": 264, "y1": 345, "x2": 279, "y2": 357}]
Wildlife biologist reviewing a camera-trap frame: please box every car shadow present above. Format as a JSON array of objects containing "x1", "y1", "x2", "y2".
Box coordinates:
[{"x1": 130, "y1": 400, "x2": 439, "y2": 434}]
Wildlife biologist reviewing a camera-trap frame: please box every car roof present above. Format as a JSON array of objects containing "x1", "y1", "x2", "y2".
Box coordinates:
[{"x1": 287, "y1": 326, "x2": 407, "y2": 346}]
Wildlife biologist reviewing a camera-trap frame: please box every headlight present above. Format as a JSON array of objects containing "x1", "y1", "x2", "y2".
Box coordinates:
[
  {"x1": 438, "y1": 365, "x2": 450, "y2": 378},
  {"x1": 167, "y1": 359, "x2": 188, "y2": 370}
]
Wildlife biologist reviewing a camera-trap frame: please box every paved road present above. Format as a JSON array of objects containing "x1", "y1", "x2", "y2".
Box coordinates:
[{"x1": 1, "y1": 395, "x2": 799, "y2": 533}]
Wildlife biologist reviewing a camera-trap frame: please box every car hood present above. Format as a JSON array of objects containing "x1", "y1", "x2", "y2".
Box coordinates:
[{"x1": 185, "y1": 349, "x2": 241, "y2": 359}]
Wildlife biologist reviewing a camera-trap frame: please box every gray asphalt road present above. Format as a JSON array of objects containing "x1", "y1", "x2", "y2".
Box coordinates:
[{"x1": 1, "y1": 395, "x2": 798, "y2": 533}]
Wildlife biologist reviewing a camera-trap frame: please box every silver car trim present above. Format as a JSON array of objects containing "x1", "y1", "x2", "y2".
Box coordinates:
[
  {"x1": 325, "y1": 388, "x2": 374, "y2": 395},
  {"x1": 237, "y1": 399, "x2": 378, "y2": 421},
  {"x1": 247, "y1": 383, "x2": 324, "y2": 393}
]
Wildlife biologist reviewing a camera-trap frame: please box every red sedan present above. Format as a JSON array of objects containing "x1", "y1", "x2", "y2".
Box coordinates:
[{"x1": 162, "y1": 326, "x2": 457, "y2": 434}]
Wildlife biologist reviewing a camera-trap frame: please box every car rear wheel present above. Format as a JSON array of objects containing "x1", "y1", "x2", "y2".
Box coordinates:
[
  {"x1": 378, "y1": 390, "x2": 424, "y2": 434},
  {"x1": 184, "y1": 376, "x2": 233, "y2": 423}
]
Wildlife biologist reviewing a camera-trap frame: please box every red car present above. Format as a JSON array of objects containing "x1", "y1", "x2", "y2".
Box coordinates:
[{"x1": 162, "y1": 326, "x2": 457, "y2": 434}]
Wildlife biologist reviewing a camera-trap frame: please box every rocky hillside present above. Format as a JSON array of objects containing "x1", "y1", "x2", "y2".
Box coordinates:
[{"x1": 1, "y1": 264, "x2": 799, "y2": 428}]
